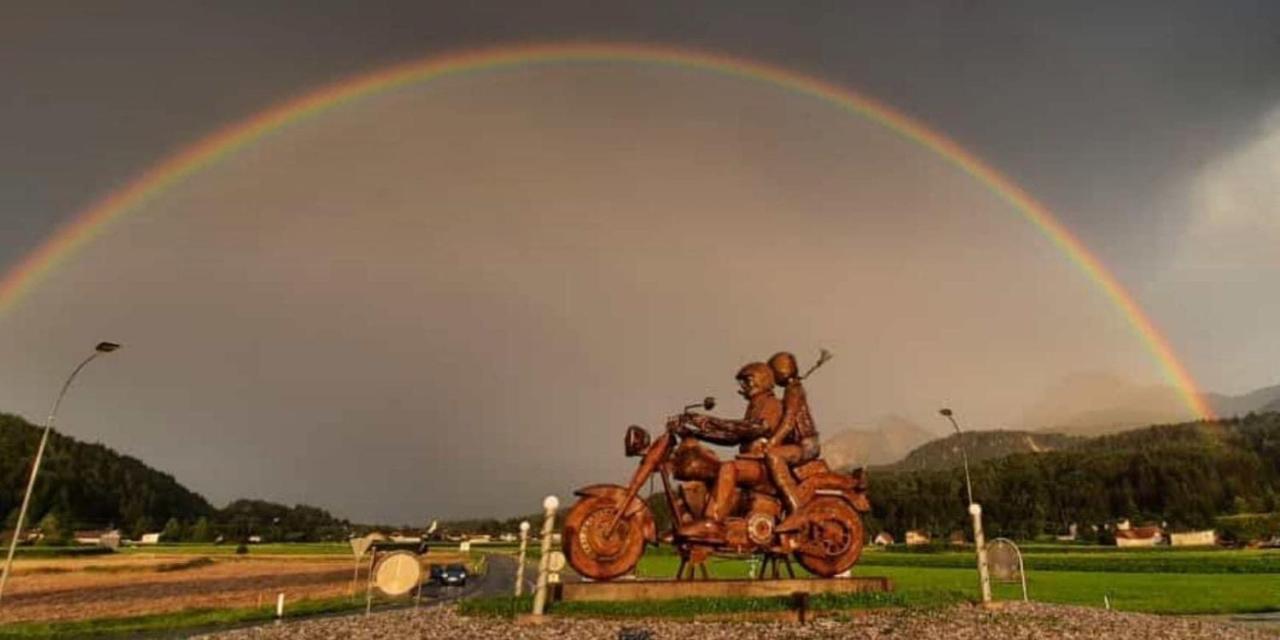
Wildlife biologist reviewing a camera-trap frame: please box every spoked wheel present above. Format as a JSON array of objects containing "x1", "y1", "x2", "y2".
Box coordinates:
[
  {"x1": 562, "y1": 495, "x2": 647, "y2": 580},
  {"x1": 791, "y1": 496, "x2": 865, "y2": 577}
]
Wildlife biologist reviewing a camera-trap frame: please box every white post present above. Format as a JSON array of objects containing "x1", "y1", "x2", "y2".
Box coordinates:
[
  {"x1": 531, "y1": 496, "x2": 559, "y2": 616},
  {"x1": 515, "y1": 520, "x2": 531, "y2": 597},
  {"x1": 276, "y1": 592, "x2": 284, "y2": 619},
  {"x1": 970, "y1": 503, "x2": 992, "y2": 604}
]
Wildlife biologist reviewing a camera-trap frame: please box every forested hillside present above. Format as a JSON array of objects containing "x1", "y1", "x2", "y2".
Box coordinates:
[
  {"x1": 0, "y1": 413, "x2": 350, "y2": 542},
  {"x1": 880, "y1": 430, "x2": 1084, "y2": 473},
  {"x1": 0, "y1": 413, "x2": 213, "y2": 536},
  {"x1": 867, "y1": 412, "x2": 1280, "y2": 540}
]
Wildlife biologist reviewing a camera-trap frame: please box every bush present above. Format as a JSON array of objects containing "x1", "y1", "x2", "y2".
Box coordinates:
[{"x1": 1217, "y1": 513, "x2": 1280, "y2": 544}]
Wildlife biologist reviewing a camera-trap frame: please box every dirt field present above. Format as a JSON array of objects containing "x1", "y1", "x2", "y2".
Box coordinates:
[{"x1": 0, "y1": 551, "x2": 461, "y2": 624}]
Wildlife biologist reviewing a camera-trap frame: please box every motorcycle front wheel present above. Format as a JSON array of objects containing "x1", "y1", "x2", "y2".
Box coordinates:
[
  {"x1": 562, "y1": 495, "x2": 647, "y2": 581},
  {"x1": 791, "y1": 496, "x2": 865, "y2": 577}
]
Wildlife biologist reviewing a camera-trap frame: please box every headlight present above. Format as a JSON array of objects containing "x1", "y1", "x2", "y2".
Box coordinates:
[{"x1": 624, "y1": 425, "x2": 651, "y2": 457}]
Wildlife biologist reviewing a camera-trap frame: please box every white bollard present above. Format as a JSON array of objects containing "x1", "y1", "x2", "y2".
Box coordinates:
[
  {"x1": 515, "y1": 520, "x2": 531, "y2": 597},
  {"x1": 970, "y1": 503, "x2": 992, "y2": 604},
  {"x1": 276, "y1": 592, "x2": 285, "y2": 620},
  {"x1": 531, "y1": 496, "x2": 559, "y2": 616}
]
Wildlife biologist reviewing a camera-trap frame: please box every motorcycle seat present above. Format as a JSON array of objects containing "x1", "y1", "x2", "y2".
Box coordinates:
[{"x1": 793, "y1": 459, "x2": 831, "y2": 480}]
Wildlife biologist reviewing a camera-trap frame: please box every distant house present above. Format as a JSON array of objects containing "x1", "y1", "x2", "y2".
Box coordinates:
[
  {"x1": 1056, "y1": 524, "x2": 1079, "y2": 542},
  {"x1": 499, "y1": 533, "x2": 518, "y2": 543},
  {"x1": 1170, "y1": 530, "x2": 1216, "y2": 547},
  {"x1": 873, "y1": 532, "x2": 895, "y2": 546},
  {"x1": 74, "y1": 529, "x2": 122, "y2": 549},
  {"x1": 1115, "y1": 525, "x2": 1163, "y2": 547},
  {"x1": 247, "y1": 535, "x2": 262, "y2": 544},
  {"x1": 948, "y1": 531, "x2": 968, "y2": 546},
  {"x1": 468, "y1": 534, "x2": 493, "y2": 544},
  {"x1": 905, "y1": 530, "x2": 931, "y2": 546},
  {"x1": 138, "y1": 532, "x2": 162, "y2": 545},
  {"x1": 390, "y1": 534, "x2": 421, "y2": 543}
]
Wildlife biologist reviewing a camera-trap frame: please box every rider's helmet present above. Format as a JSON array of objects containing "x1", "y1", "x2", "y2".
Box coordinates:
[
  {"x1": 767, "y1": 352, "x2": 799, "y2": 385},
  {"x1": 736, "y1": 362, "x2": 774, "y2": 398}
]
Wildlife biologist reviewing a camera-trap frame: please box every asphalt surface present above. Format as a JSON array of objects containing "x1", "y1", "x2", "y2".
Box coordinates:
[{"x1": 418, "y1": 553, "x2": 530, "y2": 603}]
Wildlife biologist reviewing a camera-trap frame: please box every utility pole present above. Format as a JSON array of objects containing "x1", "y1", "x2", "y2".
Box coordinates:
[{"x1": 0, "y1": 342, "x2": 121, "y2": 604}]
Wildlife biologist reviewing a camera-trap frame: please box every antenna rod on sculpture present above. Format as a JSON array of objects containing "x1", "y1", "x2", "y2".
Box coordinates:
[{"x1": 801, "y1": 348, "x2": 833, "y2": 379}]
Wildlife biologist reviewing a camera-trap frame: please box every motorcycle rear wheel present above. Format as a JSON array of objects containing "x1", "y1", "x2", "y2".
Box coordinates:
[
  {"x1": 791, "y1": 496, "x2": 865, "y2": 577},
  {"x1": 562, "y1": 495, "x2": 647, "y2": 581}
]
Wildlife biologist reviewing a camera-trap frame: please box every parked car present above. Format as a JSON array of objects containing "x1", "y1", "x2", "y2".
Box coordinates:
[{"x1": 430, "y1": 563, "x2": 468, "y2": 586}]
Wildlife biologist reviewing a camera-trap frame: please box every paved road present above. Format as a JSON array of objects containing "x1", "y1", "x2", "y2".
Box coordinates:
[{"x1": 418, "y1": 553, "x2": 531, "y2": 604}]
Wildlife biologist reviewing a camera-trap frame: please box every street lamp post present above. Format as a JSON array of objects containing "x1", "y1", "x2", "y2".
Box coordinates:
[
  {"x1": 0, "y1": 342, "x2": 121, "y2": 604},
  {"x1": 939, "y1": 408, "x2": 992, "y2": 605}
]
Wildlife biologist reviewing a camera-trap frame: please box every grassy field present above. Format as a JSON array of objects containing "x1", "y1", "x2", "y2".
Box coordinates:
[
  {"x1": 627, "y1": 547, "x2": 1280, "y2": 615},
  {"x1": 860, "y1": 546, "x2": 1280, "y2": 573},
  {"x1": 0, "y1": 596, "x2": 366, "y2": 639},
  {"x1": 115, "y1": 542, "x2": 351, "y2": 556},
  {"x1": 0, "y1": 548, "x2": 479, "y2": 638}
]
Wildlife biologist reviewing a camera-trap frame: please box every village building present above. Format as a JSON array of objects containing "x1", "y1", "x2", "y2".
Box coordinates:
[
  {"x1": 73, "y1": 529, "x2": 122, "y2": 549},
  {"x1": 1056, "y1": 523, "x2": 1079, "y2": 542},
  {"x1": 873, "y1": 532, "x2": 895, "y2": 546},
  {"x1": 1114, "y1": 525, "x2": 1163, "y2": 547},
  {"x1": 1170, "y1": 530, "x2": 1217, "y2": 547},
  {"x1": 905, "y1": 530, "x2": 930, "y2": 546}
]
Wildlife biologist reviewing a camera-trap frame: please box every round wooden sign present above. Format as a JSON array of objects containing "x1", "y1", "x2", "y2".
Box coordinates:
[{"x1": 373, "y1": 551, "x2": 422, "y2": 597}]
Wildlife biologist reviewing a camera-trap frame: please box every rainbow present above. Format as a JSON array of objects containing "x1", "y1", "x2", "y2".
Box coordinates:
[{"x1": 0, "y1": 42, "x2": 1213, "y2": 419}]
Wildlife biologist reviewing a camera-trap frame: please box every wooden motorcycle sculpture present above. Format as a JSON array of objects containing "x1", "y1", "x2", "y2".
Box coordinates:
[{"x1": 563, "y1": 397, "x2": 870, "y2": 581}]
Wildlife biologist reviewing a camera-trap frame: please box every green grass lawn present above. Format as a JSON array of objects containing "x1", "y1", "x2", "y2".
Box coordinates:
[
  {"x1": 628, "y1": 549, "x2": 1280, "y2": 615},
  {"x1": 860, "y1": 546, "x2": 1280, "y2": 573}
]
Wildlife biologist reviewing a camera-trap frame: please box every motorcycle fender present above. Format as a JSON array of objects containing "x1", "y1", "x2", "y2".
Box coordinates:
[
  {"x1": 572, "y1": 484, "x2": 658, "y2": 543},
  {"x1": 799, "y1": 480, "x2": 872, "y2": 514}
]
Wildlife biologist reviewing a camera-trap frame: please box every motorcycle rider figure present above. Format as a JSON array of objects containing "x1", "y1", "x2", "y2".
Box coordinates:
[
  {"x1": 764, "y1": 351, "x2": 821, "y2": 513},
  {"x1": 677, "y1": 361, "x2": 781, "y2": 540}
]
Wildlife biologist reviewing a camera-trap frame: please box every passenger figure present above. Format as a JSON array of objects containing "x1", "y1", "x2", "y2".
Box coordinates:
[{"x1": 764, "y1": 351, "x2": 821, "y2": 513}]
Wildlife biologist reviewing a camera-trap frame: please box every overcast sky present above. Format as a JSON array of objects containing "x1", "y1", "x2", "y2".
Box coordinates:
[{"x1": 2, "y1": 2, "x2": 1277, "y2": 522}]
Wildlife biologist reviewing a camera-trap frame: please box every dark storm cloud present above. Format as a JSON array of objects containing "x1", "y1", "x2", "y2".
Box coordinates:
[
  {"x1": 4, "y1": 1, "x2": 1279, "y2": 269},
  {"x1": 3, "y1": 2, "x2": 1279, "y2": 520}
]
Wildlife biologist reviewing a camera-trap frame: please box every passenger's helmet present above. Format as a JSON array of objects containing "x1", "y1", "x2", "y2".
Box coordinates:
[
  {"x1": 736, "y1": 362, "x2": 774, "y2": 397},
  {"x1": 768, "y1": 351, "x2": 799, "y2": 385}
]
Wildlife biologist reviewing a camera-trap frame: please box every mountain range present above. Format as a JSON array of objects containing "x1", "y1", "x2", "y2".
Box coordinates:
[
  {"x1": 823, "y1": 377, "x2": 1280, "y2": 470},
  {"x1": 821, "y1": 415, "x2": 940, "y2": 471},
  {"x1": 1022, "y1": 374, "x2": 1280, "y2": 437}
]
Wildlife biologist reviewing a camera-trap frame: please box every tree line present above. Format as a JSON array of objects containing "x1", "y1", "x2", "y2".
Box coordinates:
[
  {"x1": 865, "y1": 412, "x2": 1280, "y2": 541},
  {"x1": 0, "y1": 413, "x2": 350, "y2": 543}
]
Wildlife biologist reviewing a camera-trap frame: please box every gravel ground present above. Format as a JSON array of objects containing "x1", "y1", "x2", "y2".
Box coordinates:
[{"x1": 197, "y1": 602, "x2": 1277, "y2": 639}]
